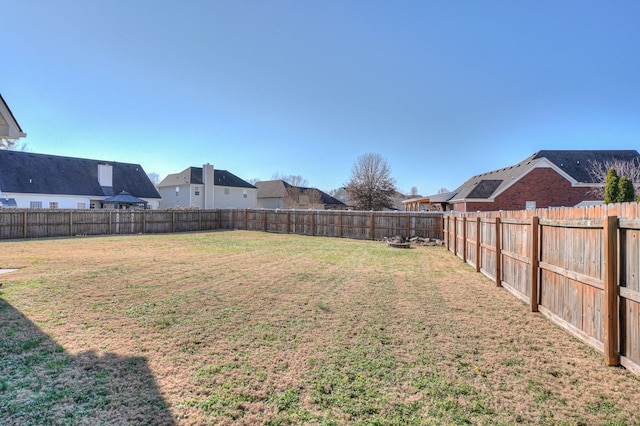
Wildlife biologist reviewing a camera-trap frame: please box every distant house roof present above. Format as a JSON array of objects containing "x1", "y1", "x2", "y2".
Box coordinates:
[
  {"x1": 255, "y1": 180, "x2": 346, "y2": 207},
  {"x1": 0, "y1": 150, "x2": 161, "y2": 199},
  {"x1": 158, "y1": 167, "x2": 256, "y2": 189},
  {"x1": 429, "y1": 191, "x2": 456, "y2": 203},
  {"x1": 449, "y1": 150, "x2": 640, "y2": 203},
  {"x1": 402, "y1": 191, "x2": 456, "y2": 204},
  {"x1": 0, "y1": 93, "x2": 26, "y2": 141},
  {"x1": 254, "y1": 180, "x2": 289, "y2": 198}
]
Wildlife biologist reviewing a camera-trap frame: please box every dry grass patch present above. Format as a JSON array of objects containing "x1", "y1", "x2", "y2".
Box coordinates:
[{"x1": 1, "y1": 230, "x2": 639, "y2": 425}]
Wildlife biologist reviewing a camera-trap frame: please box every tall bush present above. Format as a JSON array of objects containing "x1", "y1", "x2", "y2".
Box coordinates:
[
  {"x1": 604, "y1": 168, "x2": 619, "y2": 204},
  {"x1": 617, "y1": 176, "x2": 635, "y2": 202}
]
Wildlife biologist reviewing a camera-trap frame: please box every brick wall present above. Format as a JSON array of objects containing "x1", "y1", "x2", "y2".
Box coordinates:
[{"x1": 453, "y1": 167, "x2": 599, "y2": 212}]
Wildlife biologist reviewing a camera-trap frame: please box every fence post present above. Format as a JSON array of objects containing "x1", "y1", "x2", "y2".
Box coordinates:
[
  {"x1": 453, "y1": 216, "x2": 458, "y2": 256},
  {"x1": 338, "y1": 211, "x2": 343, "y2": 238},
  {"x1": 286, "y1": 211, "x2": 291, "y2": 234},
  {"x1": 263, "y1": 210, "x2": 267, "y2": 232},
  {"x1": 462, "y1": 216, "x2": 467, "y2": 262},
  {"x1": 23, "y1": 211, "x2": 27, "y2": 238},
  {"x1": 244, "y1": 209, "x2": 248, "y2": 230},
  {"x1": 369, "y1": 212, "x2": 375, "y2": 240},
  {"x1": 530, "y1": 216, "x2": 539, "y2": 312},
  {"x1": 109, "y1": 211, "x2": 113, "y2": 235},
  {"x1": 603, "y1": 215, "x2": 619, "y2": 366},
  {"x1": 406, "y1": 214, "x2": 411, "y2": 237},
  {"x1": 311, "y1": 211, "x2": 317, "y2": 236},
  {"x1": 444, "y1": 216, "x2": 449, "y2": 250},
  {"x1": 69, "y1": 211, "x2": 73, "y2": 237},
  {"x1": 475, "y1": 217, "x2": 481, "y2": 272},
  {"x1": 495, "y1": 217, "x2": 501, "y2": 287}
]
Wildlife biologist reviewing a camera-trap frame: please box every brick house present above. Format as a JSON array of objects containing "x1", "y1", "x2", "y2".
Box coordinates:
[{"x1": 448, "y1": 150, "x2": 640, "y2": 212}]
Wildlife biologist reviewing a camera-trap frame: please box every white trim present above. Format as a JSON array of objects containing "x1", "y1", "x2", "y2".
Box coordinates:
[{"x1": 0, "y1": 96, "x2": 26, "y2": 140}]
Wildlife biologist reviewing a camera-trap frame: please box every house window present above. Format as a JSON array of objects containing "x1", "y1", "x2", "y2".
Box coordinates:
[
  {"x1": 243, "y1": 189, "x2": 247, "y2": 198},
  {"x1": 90, "y1": 202, "x2": 98, "y2": 209},
  {"x1": 30, "y1": 201, "x2": 42, "y2": 209},
  {"x1": 49, "y1": 202, "x2": 59, "y2": 209},
  {"x1": 176, "y1": 186, "x2": 180, "y2": 197},
  {"x1": 195, "y1": 187, "x2": 200, "y2": 196},
  {"x1": 525, "y1": 201, "x2": 536, "y2": 210},
  {"x1": 77, "y1": 203, "x2": 86, "y2": 209},
  {"x1": 224, "y1": 188, "x2": 230, "y2": 195}
]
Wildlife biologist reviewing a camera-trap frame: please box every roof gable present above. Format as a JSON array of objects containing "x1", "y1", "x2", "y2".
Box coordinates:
[
  {"x1": 0, "y1": 93, "x2": 26, "y2": 142},
  {"x1": 533, "y1": 150, "x2": 640, "y2": 183},
  {"x1": 0, "y1": 150, "x2": 160, "y2": 198}
]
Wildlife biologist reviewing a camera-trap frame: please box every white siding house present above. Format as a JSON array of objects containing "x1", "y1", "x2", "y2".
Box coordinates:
[
  {"x1": 158, "y1": 164, "x2": 257, "y2": 209},
  {"x1": 0, "y1": 151, "x2": 161, "y2": 209}
]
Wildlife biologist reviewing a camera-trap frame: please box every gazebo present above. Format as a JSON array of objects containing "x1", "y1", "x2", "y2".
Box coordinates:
[{"x1": 102, "y1": 191, "x2": 148, "y2": 210}]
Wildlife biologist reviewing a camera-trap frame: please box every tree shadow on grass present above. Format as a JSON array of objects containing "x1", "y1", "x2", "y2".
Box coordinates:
[{"x1": 0, "y1": 297, "x2": 175, "y2": 425}]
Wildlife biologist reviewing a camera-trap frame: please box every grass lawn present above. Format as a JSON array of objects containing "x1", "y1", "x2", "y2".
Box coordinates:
[{"x1": 1, "y1": 230, "x2": 639, "y2": 425}]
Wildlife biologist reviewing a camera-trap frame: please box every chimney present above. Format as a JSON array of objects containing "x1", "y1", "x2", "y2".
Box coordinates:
[
  {"x1": 203, "y1": 163, "x2": 215, "y2": 209},
  {"x1": 98, "y1": 164, "x2": 113, "y2": 188}
]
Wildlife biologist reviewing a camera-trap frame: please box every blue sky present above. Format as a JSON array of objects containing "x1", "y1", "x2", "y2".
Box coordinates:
[{"x1": 3, "y1": 1, "x2": 639, "y2": 195}]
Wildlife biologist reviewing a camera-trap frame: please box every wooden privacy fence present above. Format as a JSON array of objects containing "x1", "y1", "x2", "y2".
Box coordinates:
[
  {"x1": 0, "y1": 209, "x2": 443, "y2": 241},
  {"x1": 444, "y1": 204, "x2": 640, "y2": 377},
  {"x1": 0, "y1": 210, "x2": 223, "y2": 239},
  {"x1": 218, "y1": 209, "x2": 443, "y2": 239}
]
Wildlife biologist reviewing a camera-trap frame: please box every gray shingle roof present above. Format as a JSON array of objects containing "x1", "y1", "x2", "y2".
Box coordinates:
[
  {"x1": 255, "y1": 180, "x2": 346, "y2": 206},
  {"x1": 254, "y1": 180, "x2": 288, "y2": 198},
  {"x1": 0, "y1": 150, "x2": 161, "y2": 198},
  {"x1": 158, "y1": 167, "x2": 256, "y2": 189},
  {"x1": 466, "y1": 180, "x2": 503, "y2": 199},
  {"x1": 450, "y1": 150, "x2": 640, "y2": 202},
  {"x1": 532, "y1": 150, "x2": 640, "y2": 183}
]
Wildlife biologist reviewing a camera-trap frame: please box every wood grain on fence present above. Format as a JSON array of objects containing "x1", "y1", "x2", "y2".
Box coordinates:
[
  {"x1": 444, "y1": 203, "x2": 640, "y2": 377},
  {"x1": 0, "y1": 209, "x2": 443, "y2": 242}
]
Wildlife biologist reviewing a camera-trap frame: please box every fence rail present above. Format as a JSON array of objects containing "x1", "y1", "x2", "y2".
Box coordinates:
[
  {"x1": 445, "y1": 203, "x2": 640, "y2": 377},
  {"x1": 0, "y1": 209, "x2": 443, "y2": 241}
]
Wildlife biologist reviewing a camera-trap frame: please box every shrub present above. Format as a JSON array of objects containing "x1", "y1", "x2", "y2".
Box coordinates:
[{"x1": 604, "y1": 168, "x2": 619, "y2": 204}]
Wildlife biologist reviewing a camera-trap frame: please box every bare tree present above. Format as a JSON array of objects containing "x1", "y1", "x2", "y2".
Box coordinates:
[
  {"x1": 283, "y1": 184, "x2": 301, "y2": 209},
  {"x1": 1, "y1": 139, "x2": 29, "y2": 151},
  {"x1": 437, "y1": 187, "x2": 450, "y2": 194},
  {"x1": 409, "y1": 186, "x2": 419, "y2": 197},
  {"x1": 300, "y1": 188, "x2": 324, "y2": 209},
  {"x1": 281, "y1": 184, "x2": 324, "y2": 209},
  {"x1": 147, "y1": 172, "x2": 160, "y2": 187},
  {"x1": 588, "y1": 158, "x2": 640, "y2": 199},
  {"x1": 345, "y1": 153, "x2": 396, "y2": 211},
  {"x1": 272, "y1": 173, "x2": 308, "y2": 187}
]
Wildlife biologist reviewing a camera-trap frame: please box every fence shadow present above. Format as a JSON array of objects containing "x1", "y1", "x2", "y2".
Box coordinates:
[{"x1": 0, "y1": 297, "x2": 175, "y2": 425}]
